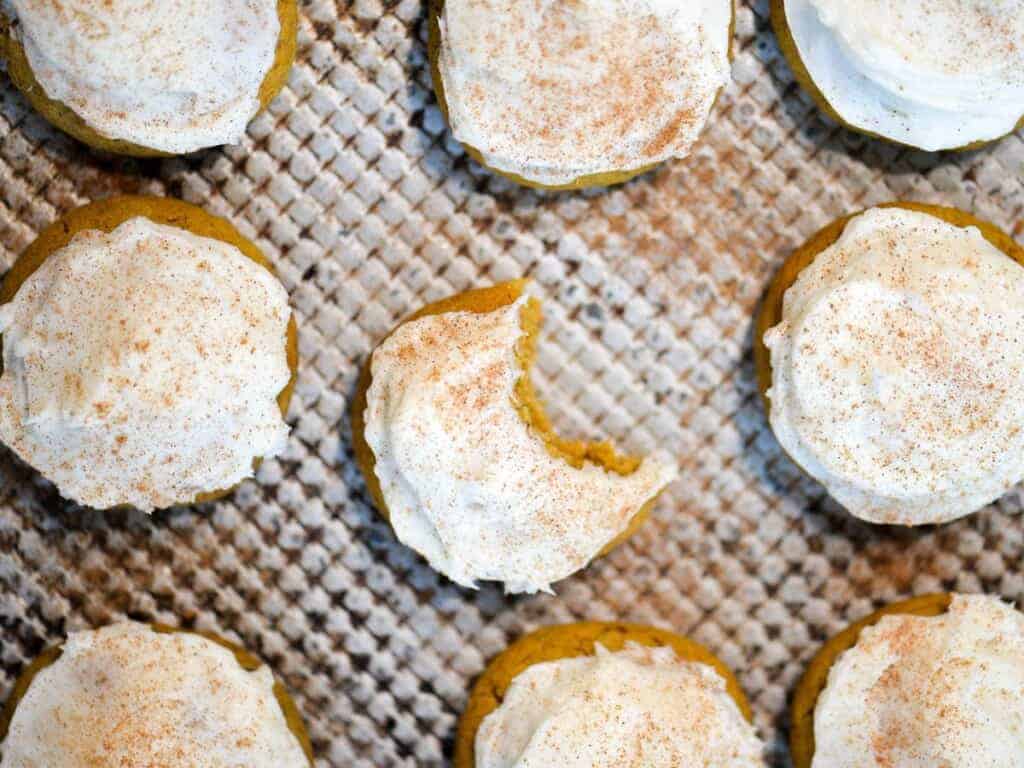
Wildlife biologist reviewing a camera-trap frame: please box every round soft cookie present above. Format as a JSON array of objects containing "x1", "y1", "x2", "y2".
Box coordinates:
[
  {"x1": 771, "y1": 0, "x2": 1024, "y2": 151},
  {"x1": 0, "y1": 195, "x2": 298, "y2": 511},
  {"x1": 0, "y1": 0, "x2": 298, "y2": 156},
  {"x1": 428, "y1": 0, "x2": 735, "y2": 190},
  {"x1": 755, "y1": 202, "x2": 1024, "y2": 526},
  {"x1": 350, "y1": 280, "x2": 677, "y2": 594},
  {"x1": 791, "y1": 593, "x2": 1024, "y2": 768},
  {"x1": 454, "y1": 621, "x2": 763, "y2": 768},
  {"x1": 0, "y1": 622, "x2": 314, "y2": 767}
]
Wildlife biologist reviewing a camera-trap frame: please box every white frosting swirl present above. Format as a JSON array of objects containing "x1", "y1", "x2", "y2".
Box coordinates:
[
  {"x1": 363, "y1": 295, "x2": 677, "y2": 594},
  {"x1": 782, "y1": 0, "x2": 1024, "y2": 150},
  {"x1": 765, "y1": 206, "x2": 1024, "y2": 525},
  {"x1": 5, "y1": 0, "x2": 280, "y2": 153},
  {"x1": 436, "y1": 0, "x2": 732, "y2": 186},
  {"x1": 814, "y1": 594, "x2": 1024, "y2": 768},
  {"x1": 476, "y1": 642, "x2": 764, "y2": 767},
  {"x1": 0, "y1": 622, "x2": 309, "y2": 767},
  {"x1": 0, "y1": 216, "x2": 292, "y2": 511}
]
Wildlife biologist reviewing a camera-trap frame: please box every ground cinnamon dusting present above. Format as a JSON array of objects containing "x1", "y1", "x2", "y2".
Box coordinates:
[
  {"x1": 0, "y1": 624, "x2": 307, "y2": 765},
  {"x1": 813, "y1": 596, "x2": 1024, "y2": 767},
  {"x1": 0, "y1": 217, "x2": 292, "y2": 512},
  {"x1": 363, "y1": 292, "x2": 677, "y2": 592},
  {"x1": 439, "y1": 0, "x2": 730, "y2": 183}
]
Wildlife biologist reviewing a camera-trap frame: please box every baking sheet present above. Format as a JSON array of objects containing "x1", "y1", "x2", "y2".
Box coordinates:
[{"x1": 3, "y1": 0, "x2": 1024, "y2": 765}]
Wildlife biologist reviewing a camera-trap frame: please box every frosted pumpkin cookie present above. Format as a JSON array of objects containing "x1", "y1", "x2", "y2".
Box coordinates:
[
  {"x1": 428, "y1": 0, "x2": 734, "y2": 189},
  {"x1": 755, "y1": 203, "x2": 1024, "y2": 525},
  {"x1": 0, "y1": 196, "x2": 298, "y2": 511},
  {"x1": 790, "y1": 593, "x2": 1024, "y2": 768},
  {"x1": 0, "y1": 622, "x2": 314, "y2": 767},
  {"x1": 0, "y1": 0, "x2": 297, "y2": 156},
  {"x1": 350, "y1": 281, "x2": 677, "y2": 594},
  {"x1": 454, "y1": 622, "x2": 763, "y2": 768},
  {"x1": 772, "y1": 0, "x2": 1024, "y2": 151}
]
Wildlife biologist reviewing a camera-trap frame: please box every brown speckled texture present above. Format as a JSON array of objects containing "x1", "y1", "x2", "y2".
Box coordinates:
[{"x1": 1, "y1": 1, "x2": 1024, "y2": 766}]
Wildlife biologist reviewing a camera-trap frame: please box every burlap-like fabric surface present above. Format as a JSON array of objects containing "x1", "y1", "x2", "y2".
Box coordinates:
[{"x1": 2, "y1": 1, "x2": 1024, "y2": 765}]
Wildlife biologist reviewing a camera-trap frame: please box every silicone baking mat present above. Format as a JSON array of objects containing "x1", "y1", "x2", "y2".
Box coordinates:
[{"x1": 2, "y1": 1, "x2": 1024, "y2": 765}]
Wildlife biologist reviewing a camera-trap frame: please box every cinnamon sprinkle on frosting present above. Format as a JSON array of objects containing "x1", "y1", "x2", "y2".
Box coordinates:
[
  {"x1": 0, "y1": 217, "x2": 292, "y2": 511},
  {"x1": 765, "y1": 207, "x2": 1024, "y2": 525},
  {"x1": 363, "y1": 296, "x2": 677, "y2": 594},
  {"x1": 0, "y1": 623, "x2": 308, "y2": 767},
  {"x1": 5, "y1": 0, "x2": 279, "y2": 152},
  {"x1": 476, "y1": 643, "x2": 764, "y2": 766},
  {"x1": 813, "y1": 594, "x2": 1024, "y2": 768},
  {"x1": 436, "y1": 0, "x2": 732, "y2": 185}
]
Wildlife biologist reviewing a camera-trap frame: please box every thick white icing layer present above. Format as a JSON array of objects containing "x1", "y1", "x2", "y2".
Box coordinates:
[
  {"x1": 437, "y1": 0, "x2": 732, "y2": 185},
  {"x1": 783, "y1": 0, "x2": 1024, "y2": 150},
  {"x1": 363, "y1": 295, "x2": 677, "y2": 593},
  {"x1": 765, "y1": 207, "x2": 1024, "y2": 525},
  {"x1": 476, "y1": 642, "x2": 764, "y2": 767},
  {"x1": 6, "y1": 0, "x2": 280, "y2": 153},
  {"x1": 814, "y1": 595, "x2": 1024, "y2": 768},
  {"x1": 0, "y1": 216, "x2": 292, "y2": 511},
  {"x1": 0, "y1": 622, "x2": 308, "y2": 767}
]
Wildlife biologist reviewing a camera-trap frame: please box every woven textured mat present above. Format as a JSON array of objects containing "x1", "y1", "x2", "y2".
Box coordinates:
[{"x1": 3, "y1": 1, "x2": 1024, "y2": 765}]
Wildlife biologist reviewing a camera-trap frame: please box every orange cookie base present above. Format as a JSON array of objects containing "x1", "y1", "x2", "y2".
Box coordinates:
[
  {"x1": 454, "y1": 621, "x2": 753, "y2": 768},
  {"x1": 0, "y1": 623, "x2": 315, "y2": 765},
  {"x1": 0, "y1": 0, "x2": 298, "y2": 157},
  {"x1": 789, "y1": 593, "x2": 953, "y2": 768},
  {"x1": 0, "y1": 195, "x2": 299, "y2": 508}
]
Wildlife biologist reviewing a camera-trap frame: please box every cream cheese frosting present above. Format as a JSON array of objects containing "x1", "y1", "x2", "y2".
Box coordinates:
[
  {"x1": 363, "y1": 295, "x2": 677, "y2": 594},
  {"x1": 0, "y1": 622, "x2": 309, "y2": 767},
  {"x1": 813, "y1": 594, "x2": 1024, "y2": 768},
  {"x1": 0, "y1": 216, "x2": 292, "y2": 512},
  {"x1": 475, "y1": 642, "x2": 764, "y2": 767},
  {"x1": 783, "y1": 0, "x2": 1024, "y2": 150},
  {"x1": 435, "y1": 0, "x2": 733, "y2": 186},
  {"x1": 764, "y1": 207, "x2": 1024, "y2": 525},
  {"x1": 3, "y1": 0, "x2": 280, "y2": 153}
]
